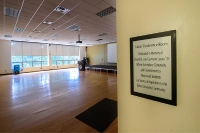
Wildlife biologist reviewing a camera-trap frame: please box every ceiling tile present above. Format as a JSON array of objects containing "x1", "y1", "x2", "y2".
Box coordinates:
[
  {"x1": 78, "y1": 1, "x2": 93, "y2": 10},
  {"x1": 85, "y1": 0, "x2": 102, "y2": 6},
  {"x1": 67, "y1": 0, "x2": 82, "y2": 5},
  {"x1": 95, "y1": 1, "x2": 110, "y2": 10},
  {"x1": 103, "y1": 0, "x2": 116, "y2": 6},
  {"x1": 0, "y1": 0, "x2": 116, "y2": 45},
  {"x1": 88, "y1": 6, "x2": 101, "y2": 14}
]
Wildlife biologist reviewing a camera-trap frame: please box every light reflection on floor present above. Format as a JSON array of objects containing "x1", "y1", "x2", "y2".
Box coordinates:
[{"x1": 11, "y1": 68, "x2": 80, "y2": 101}]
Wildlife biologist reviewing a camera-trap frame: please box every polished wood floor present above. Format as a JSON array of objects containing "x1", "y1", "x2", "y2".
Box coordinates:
[{"x1": 0, "y1": 68, "x2": 117, "y2": 132}]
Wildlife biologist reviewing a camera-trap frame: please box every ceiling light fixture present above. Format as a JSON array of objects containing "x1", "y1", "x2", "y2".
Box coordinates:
[
  {"x1": 28, "y1": 36, "x2": 34, "y2": 38},
  {"x1": 33, "y1": 30, "x2": 41, "y2": 33},
  {"x1": 43, "y1": 20, "x2": 53, "y2": 25},
  {"x1": 54, "y1": 6, "x2": 70, "y2": 14}
]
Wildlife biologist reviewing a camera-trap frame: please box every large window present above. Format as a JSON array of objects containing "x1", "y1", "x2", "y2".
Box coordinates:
[
  {"x1": 11, "y1": 41, "x2": 48, "y2": 68},
  {"x1": 11, "y1": 42, "x2": 79, "y2": 68},
  {"x1": 50, "y1": 44, "x2": 79, "y2": 66}
]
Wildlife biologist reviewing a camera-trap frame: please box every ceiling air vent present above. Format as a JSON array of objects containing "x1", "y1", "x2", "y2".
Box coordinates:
[
  {"x1": 4, "y1": 7, "x2": 19, "y2": 18},
  {"x1": 98, "y1": 33, "x2": 108, "y2": 36},
  {"x1": 96, "y1": 6, "x2": 116, "y2": 17},
  {"x1": 67, "y1": 24, "x2": 81, "y2": 31},
  {"x1": 96, "y1": 39, "x2": 103, "y2": 41},
  {"x1": 14, "y1": 27, "x2": 24, "y2": 32},
  {"x1": 52, "y1": 33, "x2": 60, "y2": 37},
  {"x1": 54, "y1": 6, "x2": 70, "y2": 14},
  {"x1": 4, "y1": 35, "x2": 12, "y2": 38}
]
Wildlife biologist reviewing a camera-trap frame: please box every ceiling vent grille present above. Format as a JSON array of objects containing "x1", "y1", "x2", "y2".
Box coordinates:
[
  {"x1": 4, "y1": 7, "x2": 19, "y2": 18},
  {"x1": 98, "y1": 33, "x2": 108, "y2": 36},
  {"x1": 67, "y1": 25, "x2": 81, "y2": 31},
  {"x1": 14, "y1": 27, "x2": 24, "y2": 32},
  {"x1": 96, "y1": 39, "x2": 103, "y2": 41},
  {"x1": 96, "y1": 6, "x2": 116, "y2": 17},
  {"x1": 52, "y1": 33, "x2": 60, "y2": 37},
  {"x1": 54, "y1": 6, "x2": 70, "y2": 14},
  {"x1": 4, "y1": 35, "x2": 12, "y2": 38}
]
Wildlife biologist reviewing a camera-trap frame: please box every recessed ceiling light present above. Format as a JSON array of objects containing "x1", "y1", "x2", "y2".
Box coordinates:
[
  {"x1": 54, "y1": 6, "x2": 70, "y2": 14},
  {"x1": 96, "y1": 6, "x2": 116, "y2": 17},
  {"x1": 43, "y1": 20, "x2": 53, "y2": 25},
  {"x1": 4, "y1": 7, "x2": 19, "y2": 18},
  {"x1": 33, "y1": 30, "x2": 41, "y2": 33},
  {"x1": 28, "y1": 36, "x2": 35, "y2": 39}
]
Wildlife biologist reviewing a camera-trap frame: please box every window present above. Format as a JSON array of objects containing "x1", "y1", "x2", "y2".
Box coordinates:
[
  {"x1": 50, "y1": 44, "x2": 79, "y2": 66},
  {"x1": 11, "y1": 41, "x2": 48, "y2": 68},
  {"x1": 11, "y1": 41, "x2": 79, "y2": 69}
]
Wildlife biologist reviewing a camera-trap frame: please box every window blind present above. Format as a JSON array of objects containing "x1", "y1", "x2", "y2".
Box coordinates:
[
  {"x1": 32, "y1": 43, "x2": 41, "y2": 56},
  {"x1": 51, "y1": 44, "x2": 57, "y2": 56},
  {"x1": 23, "y1": 42, "x2": 32, "y2": 56},
  {"x1": 11, "y1": 41, "x2": 22, "y2": 56},
  {"x1": 74, "y1": 47, "x2": 79, "y2": 56}
]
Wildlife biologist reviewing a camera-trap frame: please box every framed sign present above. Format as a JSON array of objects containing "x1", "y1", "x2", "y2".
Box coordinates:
[{"x1": 130, "y1": 30, "x2": 177, "y2": 106}]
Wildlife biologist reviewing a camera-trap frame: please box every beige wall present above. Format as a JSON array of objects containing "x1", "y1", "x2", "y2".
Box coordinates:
[
  {"x1": 86, "y1": 44, "x2": 117, "y2": 65},
  {"x1": 86, "y1": 44, "x2": 107, "y2": 65},
  {"x1": 117, "y1": 0, "x2": 200, "y2": 132},
  {"x1": 0, "y1": 40, "x2": 12, "y2": 74}
]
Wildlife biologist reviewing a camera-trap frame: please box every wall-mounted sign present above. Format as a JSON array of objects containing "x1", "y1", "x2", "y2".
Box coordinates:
[{"x1": 130, "y1": 30, "x2": 177, "y2": 106}]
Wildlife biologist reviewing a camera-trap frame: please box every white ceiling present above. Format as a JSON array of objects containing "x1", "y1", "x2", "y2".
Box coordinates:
[{"x1": 0, "y1": 0, "x2": 116, "y2": 46}]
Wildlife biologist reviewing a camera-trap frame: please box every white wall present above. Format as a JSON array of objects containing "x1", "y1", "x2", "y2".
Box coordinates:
[
  {"x1": 0, "y1": 40, "x2": 12, "y2": 74},
  {"x1": 117, "y1": 0, "x2": 200, "y2": 132}
]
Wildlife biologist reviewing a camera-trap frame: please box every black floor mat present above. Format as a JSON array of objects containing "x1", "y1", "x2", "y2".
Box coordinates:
[{"x1": 75, "y1": 98, "x2": 117, "y2": 132}]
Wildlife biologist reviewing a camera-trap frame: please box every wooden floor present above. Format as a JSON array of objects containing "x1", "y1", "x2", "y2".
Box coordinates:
[{"x1": 0, "y1": 68, "x2": 117, "y2": 132}]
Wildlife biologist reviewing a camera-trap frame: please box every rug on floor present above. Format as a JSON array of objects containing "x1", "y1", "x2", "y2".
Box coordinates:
[{"x1": 75, "y1": 98, "x2": 117, "y2": 132}]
